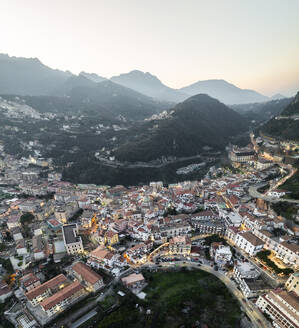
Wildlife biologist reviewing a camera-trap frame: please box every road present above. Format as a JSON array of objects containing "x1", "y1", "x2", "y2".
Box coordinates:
[
  {"x1": 248, "y1": 184, "x2": 299, "y2": 204},
  {"x1": 144, "y1": 261, "x2": 271, "y2": 328},
  {"x1": 249, "y1": 134, "x2": 299, "y2": 203}
]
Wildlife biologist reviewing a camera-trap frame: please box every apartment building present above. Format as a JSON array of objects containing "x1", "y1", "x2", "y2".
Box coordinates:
[
  {"x1": 20, "y1": 273, "x2": 41, "y2": 292},
  {"x1": 62, "y1": 224, "x2": 84, "y2": 255},
  {"x1": 256, "y1": 289, "x2": 299, "y2": 328},
  {"x1": 233, "y1": 261, "x2": 270, "y2": 298},
  {"x1": 25, "y1": 274, "x2": 67, "y2": 307},
  {"x1": 168, "y1": 235, "x2": 191, "y2": 256},
  {"x1": 71, "y1": 262, "x2": 104, "y2": 292},
  {"x1": 285, "y1": 273, "x2": 299, "y2": 295},
  {"x1": 191, "y1": 218, "x2": 226, "y2": 235},
  {"x1": 159, "y1": 222, "x2": 191, "y2": 239},
  {"x1": 235, "y1": 231, "x2": 264, "y2": 256},
  {"x1": 40, "y1": 281, "x2": 85, "y2": 317}
]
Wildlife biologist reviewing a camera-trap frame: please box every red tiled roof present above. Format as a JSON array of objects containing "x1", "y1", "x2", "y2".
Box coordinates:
[
  {"x1": 40, "y1": 281, "x2": 84, "y2": 310},
  {"x1": 72, "y1": 262, "x2": 102, "y2": 285},
  {"x1": 25, "y1": 274, "x2": 67, "y2": 301}
]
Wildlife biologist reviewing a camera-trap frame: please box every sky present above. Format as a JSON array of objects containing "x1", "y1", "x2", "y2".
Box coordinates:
[{"x1": 0, "y1": 0, "x2": 299, "y2": 96}]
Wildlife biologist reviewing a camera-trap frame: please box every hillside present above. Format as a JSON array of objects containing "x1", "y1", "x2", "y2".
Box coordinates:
[
  {"x1": 0, "y1": 77, "x2": 168, "y2": 121},
  {"x1": 112, "y1": 94, "x2": 248, "y2": 162},
  {"x1": 261, "y1": 91, "x2": 299, "y2": 140},
  {"x1": 232, "y1": 98, "x2": 292, "y2": 123},
  {"x1": 63, "y1": 78, "x2": 169, "y2": 120},
  {"x1": 79, "y1": 71, "x2": 106, "y2": 83},
  {"x1": 111, "y1": 70, "x2": 187, "y2": 103},
  {"x1": 180, "y1": 79, "x2": 268, "y2": 105},
  {"x1": 0, "y1": 54, "x2": 71, "y2": 96}
]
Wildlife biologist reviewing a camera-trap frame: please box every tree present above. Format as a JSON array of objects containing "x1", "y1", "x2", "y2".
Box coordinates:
[{"x1": 20, "y1": 212, "x2": 34, "y2": 225}]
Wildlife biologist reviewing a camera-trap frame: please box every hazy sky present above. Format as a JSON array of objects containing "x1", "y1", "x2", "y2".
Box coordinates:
[{"x1": 1, "y1": 0, "x2": 299, "y2": 96}]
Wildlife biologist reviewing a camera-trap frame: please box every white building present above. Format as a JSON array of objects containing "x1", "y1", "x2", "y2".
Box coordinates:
[
  {"x1": 235, "y1": 231, "x2": 264, "y2": 256},
  {"x1": 268, "y1": 189, "x2": 287, "y2": 198},
  {"x1": 214, "y1": 245, "x2": 232, "y2": 266},
  {"x1": 62, "y1": 224, "x2": 84, "y2": 255},
  {"x1": 233, "y1": 261, "x2": 270, "y2": 298},
  {"x1": 285, "y1": 273, "x2": 299, "y2": 295},
  {"x1": 256, "y1": 290, "x2": 299, "y2": 328}
]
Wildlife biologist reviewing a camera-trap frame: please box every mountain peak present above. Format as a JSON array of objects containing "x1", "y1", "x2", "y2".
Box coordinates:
[
  {"x1": 180, "y1": 79, "x2": 268, "y2": 105},
  {"x1": 79, "y1": 71, "x2": 106, "y2": 83},
  {"x1": 271, "y1": 93, "x2": 286, "y2": 100},
  {"x1": 111, "y1": 70, "x2": 187, "y2": 102}
]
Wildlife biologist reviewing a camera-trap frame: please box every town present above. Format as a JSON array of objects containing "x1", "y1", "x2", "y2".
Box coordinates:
[{"x1": 0, "y1": 132, "x2": 298, "y2": 328}]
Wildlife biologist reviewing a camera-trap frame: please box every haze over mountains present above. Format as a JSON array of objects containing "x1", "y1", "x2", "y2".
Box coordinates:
[
  {"x1": 0, "y1": 53, "x2": 279, "y2": 105},
  {"x1": 111, "y1": 70, "x2": 187, "y2": 103},
  {"x1": 180, "y1": 79, "x2": 269, "y2": 105}
]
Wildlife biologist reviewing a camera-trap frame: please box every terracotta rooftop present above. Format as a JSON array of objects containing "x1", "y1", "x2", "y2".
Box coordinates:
[
  {"x1": 121, "y1": 273, "x2": 145, "y2": 286},
  {"x1": 40, "y1": 280, "x2": 84, "y2": 311},
  {"x1": 20, "y1": 273, "x2": 40, "y2": 287},
  {"x1": 25, "y1": 274, "x2": 67, "y2": 301},
  {"x1": 0, "y1": 280, "x2": 11, "y2": 296},
  {"x1": 72, "y1": 262, "x2": 102, "y2": 285},
  {"x1": 239, "y1": 231, "x2": 264, "y2": 246}
]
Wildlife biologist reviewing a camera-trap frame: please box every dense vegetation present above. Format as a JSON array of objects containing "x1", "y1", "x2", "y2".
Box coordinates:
[
  {"x1": 271, "y1": 202, "x2": 299, "y2": 221},
  {"x1": 63, "y1": 156, "x2": 212, "y2": 186},
  {"x1": 279, "y1": 161, "x2": 299, "y2": 200},
  {"x1": 261, "y1": 92, "x2": 299, "y2": 141},
  {"x1": 232, "y1": 98, "x2": 292, "y2": 124},
  {"x1": 98, "y1": 269, "x2": 242, "y2": 328},
  {"x1": 113, "y1": 94, "x2": 248, "y2": 162}
]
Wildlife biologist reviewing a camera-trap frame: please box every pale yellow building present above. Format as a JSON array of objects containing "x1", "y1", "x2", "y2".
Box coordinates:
[{"x1": 285, "y1": 273, "x2": 299, "y2": 295}]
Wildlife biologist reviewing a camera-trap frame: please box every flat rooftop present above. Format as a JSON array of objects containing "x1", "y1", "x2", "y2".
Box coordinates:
[{"x1": 63, "y1": 224, "x2": 80, "y2": 244}]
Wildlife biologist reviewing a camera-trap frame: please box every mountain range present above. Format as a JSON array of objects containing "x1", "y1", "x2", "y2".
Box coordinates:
[
  {"x1": 180, "y1": 79, "x2": 269, "y2": 105},
  {"x1": 0, "y1": 53, "x2": 278, "y2": 105},
  {"x1": 232, "y1": 98, "x2": 292, "y2": 123}
]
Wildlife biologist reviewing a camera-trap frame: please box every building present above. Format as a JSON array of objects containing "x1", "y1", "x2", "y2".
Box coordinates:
[
  {"x1": 235, "y1": 231, "x2": 264, "y2": 256},
  {"x1": 268, "y1": 189, "x2": 287, "y2": 198},
  {"x1": 254, "y1": 231, "x2": 299, "y2": 268},
  {"x1": 256, "y1": 289, "x2": 299, "y2": 328},
  {"x1": 25, "y1": 274, "x2": 68, "y2": 307},
  {"x1": 88, "y1": 246, "x2": 117, "y2": 269},
  {"x1": 62, "y1": 224, "x2": 84, "y2": 255},
  {"x1": 47, "y1": 218, "x2": 62, "y2": 231},
  {"x1": 20, "y1": 273, "x2": 41, "y2": 292},
  {"x1": 16, "y1": 238, "x2": 27, "y2": 256},
  {"x1": 229, "y1": 146, "x2": 255, "y2": 164},
  {"x1": 40, "y1": 280, "x2": 85, "y2": 318},
  {"x1": 285, "y1": 273, "x2": 299, "y2": 295},
  {"x1": 159, "y1": 222, "x2": 191, "y2": 239},
  {"x1": 211, "y1": 243, "x2": 232, "y2": 266},
  {"x1": 121, "y1": 273, "x2": 145, "y2": 290},
  {"x1": 7, "y1": 215, "x2": 21, "y2": 230},
  {"x1": 124, "y1": 241, "x2": 153, "y2": 264},
  {"x1": 168, "y1": 235, "x2": 191, "y2": 256},
  {"x1": 192, "y1": 218, "x2": 226, "y2": 235},
  {"x1": 234, "y1": 261, "x2": 270, "y2": 298},
  {"x1": 32, "y1": 235, "x2": 48, "y2": 261},
  {"x1": 0, "y1": 280, "x2": 12, "y2": 302},
  {"x1": 71, "y1": 262, "x2": 104, "y2": 292},
  {"x1": 105, "y1": 230, "x2": 119, "y2": 246}
]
